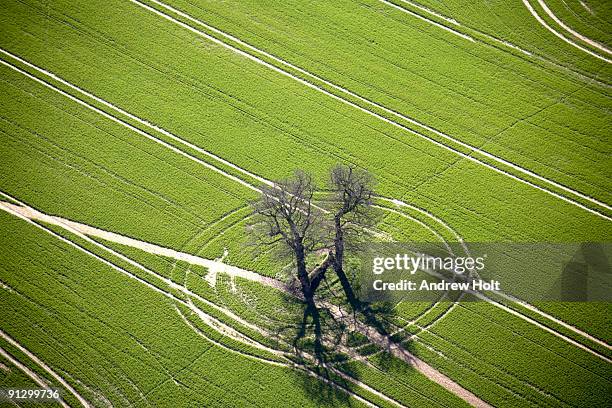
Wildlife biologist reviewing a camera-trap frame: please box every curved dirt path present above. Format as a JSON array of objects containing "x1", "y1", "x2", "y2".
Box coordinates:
[
  {"x1": 522, "y1": 0, "x2": 612, "y2": 63},
  {"x1": 0, "y1": 61, "x2": 605, "y2": 354},
  {"x1": 0, "y1": 198, "x2": 403, "y2": 408},
  {"x1": 536, "y1": 0, "x2": 612, "y2": 56},
  {"x1": 0, "y1": 196, "x2": 490, "y2": 407},
  {"x1": 1, "y1": 50, "x2": 608, "y2": 347},
  {"x1": 0, "y1": 39, "x2": 608, "y2": 403}
]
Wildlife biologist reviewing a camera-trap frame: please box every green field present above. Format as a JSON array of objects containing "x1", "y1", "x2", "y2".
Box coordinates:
[{"x1": 0, "y1": 0, "x2": 610, "y2": 406}]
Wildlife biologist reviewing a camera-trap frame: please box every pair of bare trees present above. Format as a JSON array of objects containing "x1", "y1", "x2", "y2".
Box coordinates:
[{"x1": 249, "y1": 164, "x2": 375, "y2": 357}]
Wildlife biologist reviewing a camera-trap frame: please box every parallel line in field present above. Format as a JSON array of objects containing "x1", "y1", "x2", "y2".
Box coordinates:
[
  {"x1": 488, "y1": 289, "x2": 612, "y2": 351},
  {"x1": 473, "y1": 291, "x2": 612, "y2": 364},
  {"x1": 130, "y1": 0, "x2": 612, "y2": 219},
  {"x1": 0, "y1": 330, "x2": 91, "y2": 407},
  {"x1": 0, "y1": 55, "x2": 262, "y2": 197},
  {"x1": 394, "y1": 0, "x2": 461, "y2": 26},
  {"x1": 152, "y1": 0, "x2": 611, "y2": 199},
  {"x1": 172, "y1": 303, "x2": 406, "y2": 408},
  {"x1": 375, "y1": 200, "x2": 612, "y2": 360},
  {"x1": 377, "y1": 0, "x2": 475, "y2": 42},
  {"x1": 408, "y1": 323, "x2": 571, "y2": 406},
  {"x1": 384, "y1": 0, "x2": 612, "y2": 88},
  {"x1": 386, "y1": 302, "x2": 572, "y2": 407},
  {"x1": 0, "y1": 346, "x2": 72, "y2": 408},
  {"x1": 380, "y1": 197, "x2": 612, "y2": 352},
  {"x1": 1, "y1": 50, "x2": 607, "y2": 360},
  {"x1": 0, "y1": 52, "x2": 269, "y2": 192},
  {"x1": 0, "y1": 346, "x2": 74, "y2": 408},
  {"x1": 0, "y1": 118, "x2": 217, "y2": 231},
  {"x1": 522, "y1": 0, "x2": 612, "y2": 63},
  {"x1": 0, "y1": 348, "x2": 70, "y2": 408},
  {"x1": 7, "y1": 189, "x2": 611, "y2": 368}
]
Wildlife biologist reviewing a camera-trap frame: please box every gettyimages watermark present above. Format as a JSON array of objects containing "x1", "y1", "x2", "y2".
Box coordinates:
[{"x1": 356, "y1": 243, "x2": 611, "y2": 304}]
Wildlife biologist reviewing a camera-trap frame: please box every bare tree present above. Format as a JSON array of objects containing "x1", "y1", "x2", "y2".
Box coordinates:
[
  {"x1": 248, "y1": 166, "x2": 382, "y2": 357},
  {"x1": 328, "y1": 164, "x2": 376, "y2": 312},
  {"x1": 249, "y1": 170, "x2": 333, "y2": 357}
]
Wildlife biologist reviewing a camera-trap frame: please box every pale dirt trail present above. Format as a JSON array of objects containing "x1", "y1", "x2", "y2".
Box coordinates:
[
  {"x1": 324, "y1": 303, "x2": 491, "y2": 408},
  {"x1": 0, "y1": 200, "x2": 399, "y2": 408},
  {"x1": 0, "y1": 199, "x2": 490, "y2": 408},
  {"x1": 0, "y1": 330, "x2": 90, "y2": 408},
  {"x1": 1, "y1": 48, "x2": 610, "y2": 348},
  {"x1": 0, "y1": 201, "x2": 273, "y2": 339},
  {"x1": 0, "y1": 34, "x2": 608, "y2": 403},
  {"x1": 579, "y1": 1, "x2": 592, "y2": 14}
]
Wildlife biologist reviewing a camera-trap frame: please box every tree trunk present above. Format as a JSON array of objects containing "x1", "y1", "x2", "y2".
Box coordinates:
[
  {"x1": 294, "y1": 240, "x2": 312, "y2": 300},
  {"x1": 333, "y1": 216, "x2": 360, "y2": 311}
]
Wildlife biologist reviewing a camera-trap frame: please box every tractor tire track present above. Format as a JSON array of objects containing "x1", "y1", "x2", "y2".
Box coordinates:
[
  {"x1": 0, "y1": 45, "x2": 607, "y2": 401},
  {"x1": 522, "y1": 0, "x2": 612, "y2": 63},
  {"x1": 127, "y1": 0, "x2": 612, "y2": 219},
  {"x1": 1, "y1": 51, "x2": 606, "y2": 359},
  {"x1": 0, "y1": 330, "x2": 90, "y2": 408},
  {"x1": 0, "y1": 196, "x2": 484, "y2": 407},
  {"x1": 535, "y1": 0, "x2": 612, "y2": 56},
  {"x1": 0, "y1": 346, "x2": 71, "y2": 408},
  {"x1": 2, "y1": 42, "x2": 610, "y2": 225},
  {"x1": 0, "y1": 195, "x2": 406, "y2": 408}
]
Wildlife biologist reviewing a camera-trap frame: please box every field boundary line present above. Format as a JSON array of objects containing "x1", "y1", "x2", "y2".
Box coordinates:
[
  {"x1": 522, "y1": 0, "x2": 612, "y2": 63},
  {"x1": 0, "y1": 330, "x2": 91, "y2": 407},
  {"x1": 128, "y1": 0, "x2": 612, "y2": 219}
]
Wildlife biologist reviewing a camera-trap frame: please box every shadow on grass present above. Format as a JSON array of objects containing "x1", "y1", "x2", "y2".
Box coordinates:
[{"x1": 272, "y1": 276, "x2": 411, "y2": 406}]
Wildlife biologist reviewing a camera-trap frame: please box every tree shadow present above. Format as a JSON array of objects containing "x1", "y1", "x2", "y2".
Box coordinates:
[{"x1": 271, "y1": 274, "x2": 413, "y2": 406}]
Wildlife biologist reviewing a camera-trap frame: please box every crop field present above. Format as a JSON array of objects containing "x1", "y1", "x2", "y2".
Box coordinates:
[{"x1": 0, "y1": 0, "x2": 610, "y2": 407}]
